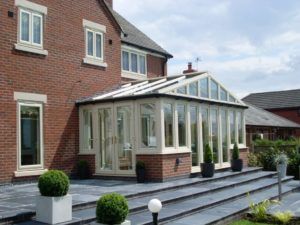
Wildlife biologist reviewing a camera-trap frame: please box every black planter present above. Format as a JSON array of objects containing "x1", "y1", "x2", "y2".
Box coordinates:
[
  {"x1": 136, "y1": 168, "x2": 146, "y2": 183},
  {"x1": 231, "y1": 159, "x2": 243, "y2": 172},
  {"x1": 200, "y1": 163, "x2": 215, "y2": 178},
  {"x1": 77, "y1": 166, "x2": 90, "y2": 179}
]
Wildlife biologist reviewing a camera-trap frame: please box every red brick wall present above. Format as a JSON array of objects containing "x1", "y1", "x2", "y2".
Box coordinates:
[
  {"x1": 0, "y1": 0, "x2": 121, "y2": 183},
  {"x1": 240, "y1": 148, "x2": 249, "y2": 167},
  {"x1": 136, "y1": 153, "x2": 191, "y2": 182},
  {"x1": 147, "y1": 55, "x2": 167, "y2": 78}
]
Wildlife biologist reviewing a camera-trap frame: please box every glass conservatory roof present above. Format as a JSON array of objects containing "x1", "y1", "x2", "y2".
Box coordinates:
[{"x1": 76, "y1": 72, "x2": 247, "y2": 108}]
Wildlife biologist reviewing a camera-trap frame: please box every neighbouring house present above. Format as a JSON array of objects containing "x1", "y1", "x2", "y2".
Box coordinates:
[
  {"x1": 243, "y1": 89, "x2": 300, "y2": 137},
  {"x1": 244, "y1": 103, "x2": 300, "y2": 148},
  {"x1": 0, "y1": 0, "x2": 248, "y2": 183}
]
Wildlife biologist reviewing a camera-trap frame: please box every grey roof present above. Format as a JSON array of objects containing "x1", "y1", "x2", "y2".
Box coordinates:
[
  {"x1": 244, "y1": 102, "x2": 300, "y2": 128},
  {"x1": 243, "y1": 89, "x2": 300, "y2": 109},
  {"x1": 109, "y1": 9, "x2": 173, "y2": 58}
]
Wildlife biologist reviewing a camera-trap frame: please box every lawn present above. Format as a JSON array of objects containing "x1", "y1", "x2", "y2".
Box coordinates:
[{"x1": 229, "y1": 220, "x2": 274, "y2": 225}]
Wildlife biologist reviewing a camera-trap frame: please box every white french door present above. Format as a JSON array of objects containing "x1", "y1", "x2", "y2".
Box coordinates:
[{"x1": 96, "y1": 103, "x2": 135, "y2": 175}]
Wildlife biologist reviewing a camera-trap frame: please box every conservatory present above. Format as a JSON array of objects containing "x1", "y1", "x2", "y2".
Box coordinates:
[{"x1": 76, "y1": 72, "x2": 248, "y2": 181}]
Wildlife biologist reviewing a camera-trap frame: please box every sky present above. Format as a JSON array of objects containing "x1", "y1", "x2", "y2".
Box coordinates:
[{"x1": 114, "y1": 0, "x2": 300, "y2": 98}]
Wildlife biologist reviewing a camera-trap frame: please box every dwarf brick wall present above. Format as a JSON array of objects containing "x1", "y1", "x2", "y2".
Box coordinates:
[
  {"x1": 0, "y1": 0, "x2": 122, "y2": 183},
  {"x1": 136, "y1": 153, "x2": 191, "y2": 182},
  {"x1": 239, "y1": 148, "x2": 249, "y2": 167},
  {"x1": 147, "y1": 55, "x2": 167, "y2": 78}
]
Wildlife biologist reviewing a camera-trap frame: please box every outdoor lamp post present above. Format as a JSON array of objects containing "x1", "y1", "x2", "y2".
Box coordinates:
[{"x1": 148, "y1": 199, "x2": 162, "y2": 225}]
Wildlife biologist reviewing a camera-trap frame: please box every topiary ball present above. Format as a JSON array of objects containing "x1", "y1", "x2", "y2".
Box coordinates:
[
  {"x1": 96, "y1": 193, "x2": 129, "y2": 225},
  {"x1": 38, "y1": 170, "x2": 70, "y2": 197}
]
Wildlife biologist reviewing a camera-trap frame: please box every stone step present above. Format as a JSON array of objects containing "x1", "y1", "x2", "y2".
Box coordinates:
[
  {"x1": 163, "y1": 180, "x2": 300, "y2": 225},
  {"x1": 128, "y1": 176, "x2": 294, "y2": 225}
]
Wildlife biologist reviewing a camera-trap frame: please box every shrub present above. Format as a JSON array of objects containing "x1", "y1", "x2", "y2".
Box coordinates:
[
  {"x1": 273, "y1": 211, "x2": 293, "y2": 224},
  {"x1": 275, "y1": 154, "x2": 288, "y2": 165},
  {"x1": 248, "y1": 152, "x2": 261, "y2": 167},
  {"x1": 204, "y1": 144, "x2": 213, "y2": 163},
  {"x1": 136, "y1": 161, "x2": 146, "y2": 171},
  {"x1": 257, "y1": 147, "x2": 278, "y2": 171},
  {"x1": 232, "y1": 142, "x2": 240, "y2": 160},
  {"x1": 287, "y1": 152, "x2": 300, "y2": 180},
  {"x1": 38, "y1": 170, "x2": 70, "y2": 197},
  {"x1": 96, "y1": 193, "x2": 129, "y2": 225},
  {"x1": 249, "y1": 199, "x2": 278, "y2": 222}
]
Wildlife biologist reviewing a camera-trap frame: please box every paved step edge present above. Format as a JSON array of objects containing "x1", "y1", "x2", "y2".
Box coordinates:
[{"x1": 134, "y1": 177, "x2": 294, "y2": 225}]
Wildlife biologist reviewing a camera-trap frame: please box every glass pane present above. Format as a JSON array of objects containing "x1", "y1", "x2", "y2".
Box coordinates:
[
  {"x1": 211, "y1": 109, "x2": 219, "y2": 163},
  {"x1": 99, "y1": 108, "x2": 113, "y2": 170},
  {"x1": 210, "y1": 80, "x2": 219, "y2": 100},
  {"x1": 117, "y1": 106, "x2": 133, "y2": 171},
  {"x1": 20, "y1": 105, "x2": 41, "y2": 166},
  {"x1": 87, "y1": 31, "x2": 93, "y2": 56},
  {"x1": 177, "y1": 104, "x2": 186, "y2": 146},
  {"x1": 220, "y1": 109, "x2": 228, "y2": 163},
  {"x1": 131, "y1": 53, "x2": 138, "y2": 73},
  {"x1": 200, "y1": 78, "x2": 209, "y2": 98},
  {"x1": 229, "y1": 95, "x2": 236, "y2": 103},
  {"x1": 201, "y1": 107, "x2": 209, "y2": 157},
  {"x1": 83, "y1": 110, "x2": 93, "y2": 150},
  {"x1": 237, "y1": 111, "x2": 243, "y2": 144},
  {"x1": 177, "y1": 86, "x2": 187, "y2": 94},
  {"x1": 33, "y1": 15, "x2": 41, "y2": 44},
  {"x1": 141, "y1": 104, "x2": 156, "y2": 148},
  {"x1": 229, "y1": 111, "x2": 236, "y2": 144},
  {"x1": 139, "y1": 55, "x2": 146, "y2": 74},
  {"x1": 164, "y1": 103, "x2": 173, "y2": 147},
  {"x1": 122, "y1": 51, "x2": 129, "y2": 71},
  {"x1": 96, "y1": 33, "x2": 102, "y2": 58},
  {"x1": 189, "y1": 82, "x2": 198, "y2": 97},
  {"x1": 21, "y1": 11, "x2": 30, "y2": 42},
  {"x1": 190, "y1": 106, "x2": 198, "y2": 166},
  {"x1": 220, "y1": 87, "x2": 228, "y2": 101}
]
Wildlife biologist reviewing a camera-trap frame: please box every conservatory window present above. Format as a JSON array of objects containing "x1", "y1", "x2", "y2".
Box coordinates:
[
  {"x1": 200, "y1": 78, "x2": 209, "y2": 98},
  {"x1": 189, "y1": 82, "x2": 198, "y2": 96},
  {"x1": 237, "y1": 111, "x2": 243, "y2": 144},
  {"x1": 164, "y1": 103, "x2": 174, "y2": 147},
  {"x1": 229, "y1": 95, "x2": 236, "y2": 103},
  {"x1": 177, "y1": 104, "x2": 186, "y2": 147},
  {"x1": 190, "y1": 106, "x2": 198, "y2": 166},
  {"x1": 210, "y1": 80, "x2": 219, "y2": 100},
  {"x1": 220, "y1": 109, "x2": 229, "y2": 162},
  {"x1": 201, "y1": 107, "x2": 209, "y2": 152},
  {"x1": 210, "y1": 109, "x2": 219, "y2": 163},
  {"x1": 177, "y1": 86, "x2": 187, "y2": 94},
  {"x1": 220, "y1": 87, "x2": 228, "y2": 101},
  {"x1": 83, "y1": 110, "x2": 94, "y2": 151},
  {"x1": 229, "y1": 111, "x2": 236, "y2": 144},
  {"x1": 140, "y1": 104, "x2": 156, "y2": 148}
]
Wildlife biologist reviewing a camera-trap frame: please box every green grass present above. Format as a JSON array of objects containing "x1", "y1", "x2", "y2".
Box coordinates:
[{"x1": 229, "y1": 220, "x2": 274, "y2": 225}]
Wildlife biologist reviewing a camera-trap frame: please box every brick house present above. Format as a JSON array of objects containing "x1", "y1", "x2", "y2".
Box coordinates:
[
  {"x1": 243, "y1": 89, "x2": 300, "y2": 137},
  {"x1": 1, "y1": 0, "x2": 249, "y2": 184},
  {"x1": 0, "y1": 0, "x2": 172, "y2": 184}
]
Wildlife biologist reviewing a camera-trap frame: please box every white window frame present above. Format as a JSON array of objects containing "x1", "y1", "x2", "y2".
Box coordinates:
[
  {"x1": 17, "y1": 102, "x2": 44, "y2": 171},
  {"x1": 79, "y1": 107, "x2": 96, "y2": 155},
  {"x1": 122, "y1": 47, "x2": 147, "y2": 79},
  {"x1": 85, "y1": 28, "x2": 104, "y2": 61}
]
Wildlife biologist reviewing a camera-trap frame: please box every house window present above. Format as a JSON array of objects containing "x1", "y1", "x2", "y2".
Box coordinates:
[
  {"x1": 200, "y1": 78, "x2": 209, "y2": 98},
  {"x1": 86, "y1": 29, "x2": 103, "y2": 60},
  {"x1": 141, "y1": 104, "x2": 156, "y2": 148},
  {"x1": 164, "y1": 103, "x2": 174, "y2": 147},
  {"x1": 210, "y1": 79, "x2": 219, "y2": 100},
  {"x1": 122, "y1": 49, "x2": 147, "y2": 75},
  {"x1": 177, "y1": 104, "x2": 186, "y2": 147},
  {"x1": 83, "y1": 110, "x2": 94, "y2": 151},
  {"x1": 18, "y1": 103, "x2": 43, "y2": 168}
]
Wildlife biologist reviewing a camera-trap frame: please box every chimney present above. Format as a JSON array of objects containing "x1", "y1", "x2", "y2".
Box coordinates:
[
  {"x1": 105, "y1": 0, "x2": 113, "y2": 8},
  {"x1": 183, "y1": 62, "x2": 197, "y2": 74}
]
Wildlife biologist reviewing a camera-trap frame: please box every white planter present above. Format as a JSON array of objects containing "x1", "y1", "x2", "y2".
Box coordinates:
[
  {"x1": 277, "y1": 163, "x2": 287, "y2": 179},
  {"x1": 92, "y1": 220, "x2": 131, "y2": 225},
  {"x1": 36, "y1": 194, "x2": 72, "y2": 224}
]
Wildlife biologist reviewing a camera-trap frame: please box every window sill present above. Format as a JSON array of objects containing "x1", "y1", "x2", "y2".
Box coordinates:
[
  {"x1": 83, "y1": 57, "x2": 107, "y2": 68},
  {"x1": 14, "y1": 169, "x2": 48, "y2": 177},
  {"x1": 15, "y1": 43, "x2": 48, "y2": 56},
  {"x1": 121, "y1": 71, "x2": 147, "y2": 80}
]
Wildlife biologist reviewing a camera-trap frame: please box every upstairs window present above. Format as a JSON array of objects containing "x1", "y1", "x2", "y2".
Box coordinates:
[
  {"x1": 86, "y1": 29, "x2": 103, "y2": 60},
  {"x1": 122, "y1": 49, "x2": 147, "y2": 75}
]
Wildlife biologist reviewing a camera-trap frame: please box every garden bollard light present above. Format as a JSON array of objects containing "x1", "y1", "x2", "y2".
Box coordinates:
[{"x1": 148, "y1": 199, "x2": 162, "y2": 225}]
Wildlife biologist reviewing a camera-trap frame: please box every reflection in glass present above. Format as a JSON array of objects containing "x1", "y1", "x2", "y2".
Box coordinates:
[
  {"x1": 141, "y1": 104, "x2": 156, "y2": 148},
  {"x1": 190, "y1": 106, "x2": 198, "y2": 166},
  {"x1": 220, "y1": 87, "x2": 228, "y2": 101},
  {"x1": 211, "y1": 109, "x2": 219, "y2": 163},
  {"x1": 201, "y1": 107, "x2": 209, "y2": 154},
  {"x1": 117, "y1": 106, "x2": 133, "y2": 170},
  {"x1": 96, "y1": 33, "x2": 102, "y2": 58},
  {"x1": 189, "y1": 82, "x2": 198, "y2": 96},
  {"x1": 177, "y1": 104, "x2": 186, "y2": 147},
  {"x1": 84, "y1": 110, "x2": 93, "y2": 150},
  {"x1": 237, "y1": 111, "x2": 243, "y2": 144},
  {"x1": 33, "y1": 15, "x2": 41, "y2": 44},
  {"x1": 99, "y1": 108, "x2": 113, "y2": 170},
  {"x1": 131, "y1": 53, "x2": 138, "y2": 73},
  {"x1": 210, "y1": 80, "x2": 219, "y2": 100},
  {"x1": 20, "y1": 105, "x2": 41, "y2": 166},
  {"x1": 122, "y1": 51, "x2": 129, "y2": 71},
  {"x1": 220, "y1": 109, "x2": 228, "y2": 162},
  {"x1": 200, "y1": 78, "x2": 209, "y2": 98},
  {"x1": 139, "y1": 55, "x2": 146, "y2": 74},
  {"x1": 229, "y1": 111, "x2": 236, "y2": 144},
  {"x1": 177, "y1": 86, "x2": 187, "y2": 94},
  {"x1": 164, "y1": 104, "x2": 173, "y2": 147},
  {"x1": 87, "y1": 31, "x2": 93, "y2": 56},
  {"x1": 21, "y1": 12, "x2": 30, "y2": 42}
]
